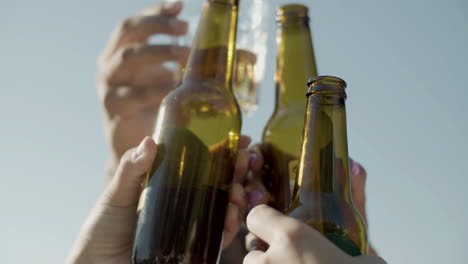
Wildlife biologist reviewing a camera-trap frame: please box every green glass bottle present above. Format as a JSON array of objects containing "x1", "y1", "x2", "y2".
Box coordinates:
[
  {"x1": 262, "y1": 4, "x2": 319, "y2": 211},
  {"x1": 286, "y1": 76, "x2": 368, "y2": 256},
  {"x1": 132, "y1": 0, "x2": 241, "y2": 263}
]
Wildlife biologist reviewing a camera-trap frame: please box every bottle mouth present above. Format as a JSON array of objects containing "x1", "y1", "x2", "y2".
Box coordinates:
[
  {"x1": 276, "y1": 4, "x2": 309, "y2": 22},
  {"x1": 307, "y1": 76, "x2": 347, "y2": 98}
]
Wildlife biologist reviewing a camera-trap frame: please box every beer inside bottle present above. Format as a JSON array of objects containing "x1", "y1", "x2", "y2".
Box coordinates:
[
  {"x1": 262, "y1": 4, "x2": 318, "y2": 211},
  {"x1": 132, "y1": 0, "x2": 241, "y2": 263},
  {"x1": 177, "y1": 48, "x2": 258, "y2": 114},
  {"x1": 285, "y1": 76, "x2": 368, "y2": 256}
]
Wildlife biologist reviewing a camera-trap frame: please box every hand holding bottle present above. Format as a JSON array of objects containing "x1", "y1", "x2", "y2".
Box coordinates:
[
  {"x1": 66, "y1": 136, "x2": 255, "y2": 264},
  {"x1": 97, "y1": 1, "x2": 190, "y2": 176},
  {"x1": 245, "y1": 156, "x2": 379, "y2": 255},
  {"x1": 244, "y1": 205, "x2": 387, "y2": 264}
]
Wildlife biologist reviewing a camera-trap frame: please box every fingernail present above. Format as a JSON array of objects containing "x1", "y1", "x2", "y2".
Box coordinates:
[
  {"x1": 248, "y1": 153, "x2": 258, "y2": 170},
  {"x1": 248, "y1": 189, "x2": 264, "y2": 206},
  {"x1": 239, "y1": 135, "x2": 252, "y2": 148},
  {"x1": 136, "y1": 137, "x2": 149, "y2": 157},
  {"x1": 170, "y1": 19, "x2": 185, "y2": 29},
  {"x1": 350, "y1": 159, "x2": 360, "y2": 176}
]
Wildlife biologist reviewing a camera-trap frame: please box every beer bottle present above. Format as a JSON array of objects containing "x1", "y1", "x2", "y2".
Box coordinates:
[
  {"x1": 286, "y1": 76, "x2": 368, "y2": 256},
  {"x1": 132, "y1": 0, "x2": 241, "y2": 263},
  {"x1": 262, "y1": 4, "x2": 318, "y2": 211}
]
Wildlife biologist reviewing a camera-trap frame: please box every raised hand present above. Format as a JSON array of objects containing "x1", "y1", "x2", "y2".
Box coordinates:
[
  {"x1": 97, "y1": 1, "x2": 190, "y2": 179},
  {"x1": 244, "y1": 205, "x2": 387, "y2": 264}
]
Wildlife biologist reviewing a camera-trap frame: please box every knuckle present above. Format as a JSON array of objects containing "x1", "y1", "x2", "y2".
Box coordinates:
[
  {"x1": 120, "y1": 46, "x2": 139, "y2": 62},
  {"x1": 234, "y1": 163, "x2": 248, "y2": 179},
  {"x1": 235, "y1": 155, "x2": 248, "y2": 170},
  {"x1": 118, "y1": 17, "x2": 134, "y2": 32},
  {"x1": 249, "y1": 204, "x2": 267, "y2": 217},
  {"x1": 120, "y1": 148, "x2": 137, "y2": 169},
  {"x1": 230, "y1": 184, "x2": 247, "y2": 208},
  {"x1": 279, "y1": 220, "x2": 303, "y2": 242},
  {"x1": 247, "y1": 204, "x2": 267, "y2": 224},
  {"x1": 234, "y1": 154, "x2": 248, "y2": 176},
  {"x1": 101, "y1": 86, "x2": 119, "y2": 113}
]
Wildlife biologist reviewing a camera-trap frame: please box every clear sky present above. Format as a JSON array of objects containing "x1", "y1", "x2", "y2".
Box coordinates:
[{"x1": 1, "y1": 0, "x2": 467, "y2": 263}]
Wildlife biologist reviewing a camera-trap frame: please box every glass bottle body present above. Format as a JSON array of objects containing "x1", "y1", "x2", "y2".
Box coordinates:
[
  {"x1": 262, "y1": 4, "x2": 318, "y2": 211},
  {"x1": 133, "y1": 79, "x2": 241, "y2": 264},
  {"x1": 132, "y1": 0, "x2": 241, "y2": 263},
  {"x1": 286, "y1": 77, "x2": 368, "y2": 256}
]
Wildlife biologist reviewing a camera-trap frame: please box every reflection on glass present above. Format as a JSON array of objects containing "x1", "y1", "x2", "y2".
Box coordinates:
[{"x1": 164, "y1": 0, "x2": 269, "y2": 116}]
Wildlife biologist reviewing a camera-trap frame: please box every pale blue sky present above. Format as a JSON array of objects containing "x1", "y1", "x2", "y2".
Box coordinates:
[{"x1": 0, "y1": 0, "x2": 467, "y2": 263}]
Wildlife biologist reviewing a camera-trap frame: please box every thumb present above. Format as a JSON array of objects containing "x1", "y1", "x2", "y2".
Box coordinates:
[{"x1": 105, "y1": 137, "x2": 157, "y2": 207}]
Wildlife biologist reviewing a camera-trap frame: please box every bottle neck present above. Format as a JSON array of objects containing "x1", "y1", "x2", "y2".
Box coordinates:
[
  {"x1": 275, "y1": 19, "x2": 318, "y2": 110},
  {"x1": 182, "y1": 0, "x2": 238, "y2": 88},
  {"x1": 295, "y1": 93, "x2": 351, "y2": 201}
]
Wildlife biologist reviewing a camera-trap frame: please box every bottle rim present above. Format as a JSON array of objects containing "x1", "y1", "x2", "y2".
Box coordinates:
[
  {"x1": 276, "y1": 4, "x2": 309, "y2": 22},
  {"x1": 306, "y1": 76, "x2": 347, "y2": 98}
]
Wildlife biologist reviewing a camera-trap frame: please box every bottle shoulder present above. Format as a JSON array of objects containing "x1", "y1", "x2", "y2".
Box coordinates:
[
  {"x1": 156, "y1": 81, "x2": 241, "y2": 147},
  {"x1": 262, "y1": 107, "x2": 306, "y2": 148},
  {"x1": 264, "y1": 106, "x2": 307, "y2": 128},
  {"x1": 161, "y1": 82, "x2": 240, "y2": 117}
]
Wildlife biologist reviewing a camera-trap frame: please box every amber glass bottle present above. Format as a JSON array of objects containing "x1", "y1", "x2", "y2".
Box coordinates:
[
  {"x1": 286, "y1": 76, "x2": 368, "y2": 256},
  {"x1": 262, "y1": 4, "x2": 318, "y2": 211},
  {"x1": 132, "y1": 0, "x2": 241, "y2": 263}
]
